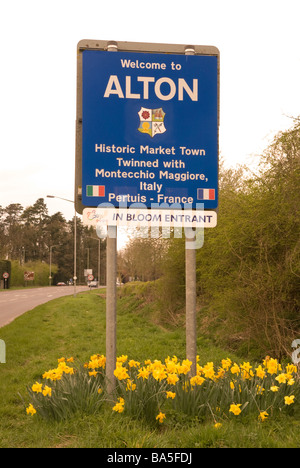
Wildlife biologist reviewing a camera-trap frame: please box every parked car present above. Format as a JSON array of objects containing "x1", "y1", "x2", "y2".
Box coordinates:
[
  {"x1": 88, "y1": 281, "x2": 99, "y2": 288},
  {"x1": 57, "y1": 282, "x2": 67, "y2": 286}
]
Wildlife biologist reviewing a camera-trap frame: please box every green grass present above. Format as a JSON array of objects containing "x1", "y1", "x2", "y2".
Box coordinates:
[{"x1": 0, "y1": 287, "x2": 300, "y2": 448}]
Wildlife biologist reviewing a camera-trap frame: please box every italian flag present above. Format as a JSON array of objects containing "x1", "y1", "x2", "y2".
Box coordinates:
[
  {"x1": 197, "y1": 188, "x2": 215, "y2": 200},
  {"x1": 86, "y1": 185, "x2": 105, "y2": 197}
]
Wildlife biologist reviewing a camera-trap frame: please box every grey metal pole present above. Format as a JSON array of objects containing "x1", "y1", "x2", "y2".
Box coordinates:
[
  {"x1": 106, "y1": 225, "x2": 117, "y2": 395},
  {"x1": 106, "y1": 41, "x2": 118, "y2": 395},
  {"x1": 49, "y1": 247, "x2": 53, "y2": 287},
  {"x1": 98, "y1": 239, "x2": 101, "y2": 286},
  {"x1": 185, "y1": 46, "x2": 197, "y2": 377},
  {"x1": 185, "y1": 229, "x2": 197, "y2": 377},
  {"x1": 73, "y1": 206, "x2": 77, "y2": 298}
]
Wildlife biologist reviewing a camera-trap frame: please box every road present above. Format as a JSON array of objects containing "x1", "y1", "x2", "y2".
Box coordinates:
[{"x1": 0, "y1": 286, "x2": 91, "y2": 328}]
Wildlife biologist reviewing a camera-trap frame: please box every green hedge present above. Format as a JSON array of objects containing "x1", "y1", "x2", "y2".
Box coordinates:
[{"x1": 9, "y1": 261, "x2": 58, "y2": 287}]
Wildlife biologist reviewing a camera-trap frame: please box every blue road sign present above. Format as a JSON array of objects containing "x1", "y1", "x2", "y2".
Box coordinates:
[{"x1": 81, "y1": 49, "x2": 218, "y2": 210}]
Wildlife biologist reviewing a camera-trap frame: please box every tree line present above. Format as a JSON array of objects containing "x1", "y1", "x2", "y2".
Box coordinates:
[
  {"x1": 0, "y1": 199, "x2": 106, "y2": 286},
  {"x1": 119, "y1": 117, "x2": 300, "y2": 359}
]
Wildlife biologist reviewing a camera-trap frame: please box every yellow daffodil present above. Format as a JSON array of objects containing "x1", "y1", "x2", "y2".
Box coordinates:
[
  {"x1": 88, "y1": 354, "x2": 106, "y2": 369},
  {"x1": 270, "y1": 385, "x2": 279, "y2": 392},
  {"x1": 222, "y1": 358, "x2": 232, "y2": 371},
  {"x1": 266, "y1": 358, "x2": 281, "y2": 375},
  {"x1": 42, "y1": 369, "x2": 60, "y2": 381},
  {"x1": 275, "y1": 373, "x2": 287, "y2": 384},
  {"x1": 165, "y1": 359, "x2": 178, "y2": 374},
  {"x1": 88, "y1": 360, "x2": 99, "y2": 370},
  {"x1": 190, "y1": 375, "x2": 205, "y2": 386},
  {"x1": 255, "y1": 365, "x2": 266, "y2": 379},
  {"x1": 156, "y1": 412, "x2": 166, "y2": 423},
  {"x1": 166, "y1": 391, "x2": 176, "y2": 399},
  {"x1": 167, "y1": 373, "x2": 179, "y2": 385},
  {"x1": 42, "y1": 385, "x2": 52, "y2": 397},
  {"x1": 203, "y1": 362, "x2": 215, "y2": 380},
  {"x1": 117, "y1": 355, "x2": 128, "y2": 363},
  {"x1": 32, "y1": 382, "x2": 43, "y2": 393},
  {"x1": 26, "y1": 404, "x2": 36, "y2": 416},
  {"x1": 258, "y1": 411, "x2": 269, "y2": 422},
  {"x1": 229, "y1": 403, "x2": 242, "y2": 416},
  {"x1": 231, "y1": 363, "x2": 240, "y2": 375},
  {"x1": 284, "y1": 395, "x2": 295, "y2": 406},
  {"x1": 286, "y1": 364, "x2": 297, "y2": 375},
  {"x1": 150, "y1": 360, "x2": 164, "y2": 371},
  {"x1": 98, "y1": 355, "x2": 106, "y2": 368},
  {"x1": 42, "y1": 361, "x2": 75, "y2": 381},
  {"x1": 287, "y1": 377, "x2": 295, "y2": 386},
  {"x1": 114, "y1": 364, "x2": 129, "y2": 380},
  {"x1": 113, "y1": 397, "x2": 125, "y2": 413},
  {"x1": 137, "y1": 367, "x2": 150, "y2": 380},
  {"x1": 126, "y1": 379, "x2": 137, "y2": 391},
  {"x1": 241, "y1": 362, "x2": 253, "y2": 380},
  {"x1": 216, "y1": 368, "x2": 226, "y2": 380},
  {"x1": 152, "y1": 368, "x2": 167, "y2": 382},
  {"x1": 177, "y1": 359, "x2": 192, "y2": 375},
  {"x1": 128, "y1": 360, "x2": 140, "y2": 368}
]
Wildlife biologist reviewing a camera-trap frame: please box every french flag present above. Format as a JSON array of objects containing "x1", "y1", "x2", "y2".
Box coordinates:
[{"x1": 197, "y1": 188, "x2": 215, "y2": 200}]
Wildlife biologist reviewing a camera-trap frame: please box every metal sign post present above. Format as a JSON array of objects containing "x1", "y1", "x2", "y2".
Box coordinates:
[
  {"x1": 185, "y1": 230, "x2": 197, "y2": 376},
  {"x1": 106, "y1": 225, "x2": 117, "y2": 394},
  {"x1": 105, "y1": 43, "x2": 118, "y2": 395},
  {"x1": 184, "y1": 47, "x2": 197, "y2": 377}
]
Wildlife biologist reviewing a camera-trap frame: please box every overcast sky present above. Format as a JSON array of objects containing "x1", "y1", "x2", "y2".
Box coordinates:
[{"x1": 1, "y1": 0, "x2": 299, "y2": 228}]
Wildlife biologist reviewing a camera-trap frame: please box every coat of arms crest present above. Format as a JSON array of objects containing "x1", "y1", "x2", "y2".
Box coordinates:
[{"x1": 138, "y1": 107, "x2": 166, "y2": 137}]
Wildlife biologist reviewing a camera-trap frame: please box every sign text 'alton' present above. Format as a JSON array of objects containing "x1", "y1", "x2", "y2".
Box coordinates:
[{"x1": 104, "y1": 76, "x2": 198, "y2": 101}]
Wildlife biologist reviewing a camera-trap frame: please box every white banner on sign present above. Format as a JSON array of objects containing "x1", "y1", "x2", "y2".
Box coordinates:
[{"x1": 83, "y1": 207, "x2": 217, "y2": 229}]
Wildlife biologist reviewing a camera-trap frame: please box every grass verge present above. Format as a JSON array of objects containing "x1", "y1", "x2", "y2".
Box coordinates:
[{"x1": 0, "y1": 286, "x2": 300, "y2": 448}]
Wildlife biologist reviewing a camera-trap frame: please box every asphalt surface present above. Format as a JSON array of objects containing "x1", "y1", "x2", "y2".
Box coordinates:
[{"x1": 0, "y1": 286, "x2": 91, "y2": 328}]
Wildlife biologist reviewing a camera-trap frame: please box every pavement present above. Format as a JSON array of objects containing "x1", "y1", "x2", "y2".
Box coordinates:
[{"x1": 0, "y1": 285, "x2": 91, "y2": 328}]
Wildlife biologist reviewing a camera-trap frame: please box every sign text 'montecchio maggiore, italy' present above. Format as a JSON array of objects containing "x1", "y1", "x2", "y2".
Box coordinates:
[{"x1": 79, "y1": 41, "x2": 219, "y2": 224}]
